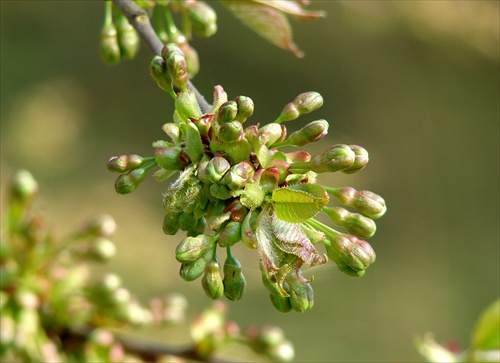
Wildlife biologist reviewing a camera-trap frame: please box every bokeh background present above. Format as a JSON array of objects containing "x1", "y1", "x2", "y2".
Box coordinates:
[{"x1": 1, "y1": 1, "x2": 499, "y2": 362}]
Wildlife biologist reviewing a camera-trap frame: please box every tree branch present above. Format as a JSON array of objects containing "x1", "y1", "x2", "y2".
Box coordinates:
[{"x1": 111, "y1": 0, "x2": 211, "y2": 113}]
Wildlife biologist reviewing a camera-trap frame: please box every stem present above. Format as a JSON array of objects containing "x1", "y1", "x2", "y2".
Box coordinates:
[
  {"x1": 323, "y1": 186, "x2": 340, "y2": 197},
  {"x1": 155, "y1": 7, "x2": 168, "y2": 43},
  {"x1": 289, "y1": 161, "x2": 310, "y2": 171},
  {"x1": 162, "y1": 6, "x2": 178, "y2": 38},
  {"x1": 104, "y1": 1, "x2": 113, "y2": 26},
  {"x1": 111, "y1": 0, "x2": 211, "y2": 113},
  {"x1": 226, "y1": 246, "x2": 233, "y2": 259},
  {"x1": 140, "y1": 156, "x2": 156, "y2": 165},
  {"x1": 304, "y1": 218, "x2": 341, "y2": 243}
]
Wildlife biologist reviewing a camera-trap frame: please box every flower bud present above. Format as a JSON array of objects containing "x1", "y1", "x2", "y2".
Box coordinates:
[
  {"x1": 259, "y1": 123, "x2": 284, "y2": 147},
  {"x1": 8, "y1": 169, "x2": 38, "y2": 205},
  {"x1": 285, "y1": 151, "x2": 311, "y2": 163},
  {"x1": 323, "y1": 206, "x2": 377, "y2": 238},
  {"x1": 175, "y1": 90, "x2": 202, "y2": 121},
  {"x1": 77, "y1": 214, "x2": 117, "y2": 239},
  {"x1": 154, "y1": 146, "x2": 184, "y2": 170},
  {"x1": 180, "y1": 253, "x2": 210, "y2": 281},
  {"x1": 209, "y1": 137, "x2": 226, "y2": 154},
  {"x1": 218, "y1": 221, "x2": 242, "y2": 247},
  {"x1": 234, "y1": 95, "x2": 254, "y2": 123},
  {"x1": 275, "y1": 92, "x2": 323, "y2": 123},
  {"x1": 88, "y1": 273, "x2": 122, "y2": 304},
  {"x1": 206, "y1": 156, "x2": 231, "y2": 183},
  {"x1": 210, "y1": 183, "x2": 232, "y2": 200},
  {"x1": 202, "y1": 258, "x2": 224, "y2": 299},
  {"x1": 174, "y1": 39, "x2": 200, "y2": 78},
  {"x1": 162, "y1": 123, "x2": 181, "y2": 144},
  {"x1": 163, "y1": 213, "x2": 180, "y2": 235},
  {"x1": 176, "y1": 234, "x2": 217, "y2": 263},
  {"x1": 150, "y1": 56, "x2": 175, "y2": 96},
  {"x1": 158, "y1": 293, "x2": 188, "y2": 325},
  {"x1": 219, "y1": 121, "x2": 244, "y2": 143},
  {"x1": 188, "y1": 217, "x2": 207, "y2": 237},
  {"x1": 166, "y1": 51, "x2": 188, "y2": 92},
  {"x1": 275, "y1": 103, "x2": 300, "y2": 123},
  {"x1": 161, "y1": 43, "x2": 183, "y2": 59},
  {"x1": 211, "y1": 85, "x2": 228, "y2": 113},
  {"x1": 268, "y1": 339, "x2": 295, "y2": 362},
  {"x1": 114, "y1": 167, "x2": 148, "y2": 194},
  {"x1": 259, "y1": 168, "x2": 280, "y2": 194},
  {"x1": 216, "y1": 101, "x2": 238, "y2": 124},
  {"x1": 192, "y1": 114, "x2": 214, "y2": 137},
  {"x1": 182, "y1": 1, "x2": 217, "y2": 38},
  {"x1": 77, "y1": 237, "x2": 117, "y2": 263},
  {"x1": 116, "y1": 14, "x2": 140, "y2": 60},
  {"x1": 329, "y1": 187, "x2": 387, "y2": 219},
  {"x1": 342, "y1": 145, "x2": 369, "y2": 174},
  {"x1": 196, "y1": 155, "x2": 212, "y2": 184},
  {"x1": 223, "y1": 252, "x2": 246, "y2": 301},
  {"x1": 293, "y1": 92, "x2": 323, "y2": 115},
  {"x1": 246, "y1": 325, "x2": 291, "y2": 356},
  {"x1": 265, "y1": 159, "x2": 290, "y2": 184},
  {"x1": 224, "y1": 198, "x2": 248, "y2": 222},
  {"x1": 285, "y1": 272, "x2": 314, "y2": 312},
  {"x1": 270, "y1": 294, "x2": 293, "y2": 313},
  {"x1": 107, "y1": 154, "x2": 144, "y2": 173},
  {"x1": 177, "y1": 211, "x2": 198, "y2": 232},
  {"x1": 123, "y1": 300, "x2": 153, "y2": 325},
  {"x1": 240, "y1": 208, "x2": 258, "y2": 250},
  {"x1": 100, "y1": 22, "x2": 121, "y2": 65},
  {"x1": 102, "y1": 273, "x2": 123, "y2": 292},
  {"x1": 308, "y1": 144, "x2": 355, "y2": 173},
  {"x1": 274, "y1": 119, "x2": 329, "y2": 148},
  {"x1": 326, "y1": 234, "x2": 376, "y2": 277},
  {"x1": 221, "y1": 163, "x2": 249, "y2": 190}
]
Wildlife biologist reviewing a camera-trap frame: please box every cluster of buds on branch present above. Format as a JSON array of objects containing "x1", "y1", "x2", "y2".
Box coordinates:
[
  {"x1": 100, "y1": 1, "x2": 141, "y2": 65},
  {"x1": 108, "y1": 43, "x2": 387, "y2": 313},
  {"x1": 0, "y1": 170, "x2": 295, "y2": 362},
  {"x1": 101, "y1": 0, "x2": 326, "y2": 67}
]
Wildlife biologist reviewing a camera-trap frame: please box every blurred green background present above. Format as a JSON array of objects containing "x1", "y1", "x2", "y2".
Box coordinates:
[{"x1": 1, "y1": 1, "x2": 499, "y2": 362}]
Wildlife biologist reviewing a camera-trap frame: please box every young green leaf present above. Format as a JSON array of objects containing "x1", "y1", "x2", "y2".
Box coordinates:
[
  {"x1": 272, "y1": 184, "x2": 328, "y2": 223},
  {"x1": 271, "y1": 213, "x2": 326, "y2": 267},
  {"x1": 471, "y1": 298, "x2": 500, "y2": 350},
  {"x1": 221, "y1": 0, "x2": 303, "y2": 57},
  {"x1": 180, "y1": 121, "x2": 204, "y2": 163}
]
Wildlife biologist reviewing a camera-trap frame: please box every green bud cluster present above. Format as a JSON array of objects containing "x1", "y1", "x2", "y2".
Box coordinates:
[
  {"x1": 149, "y1": 1, "x2": 218, "y2": 79},
  {"x1": 3, "y1": 170, "x2": 292, "y2": 362},
  {"x1": 99, "y1": 2, "x2": 140, "y2": 65},
  {"x1": 108, "y1": 57, "x2": 387, "y2": 311},
  {"x1": 1, "y1": 171, "x2": 167, "y2": 361},
  {"x1": 190, "y1": 301, "x2": 295, "y2": 361},
  {"x1": 245, "y1": 325, "x2": 295, "y2": 362}
]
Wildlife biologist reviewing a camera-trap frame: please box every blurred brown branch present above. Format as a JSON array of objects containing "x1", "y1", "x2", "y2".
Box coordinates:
[{"x1": 69, "y1": 326, "x2": 232, "y2": 363}]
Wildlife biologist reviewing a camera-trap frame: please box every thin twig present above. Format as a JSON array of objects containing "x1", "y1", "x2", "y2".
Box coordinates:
[{"x1": 111, "y1": 0, "x2": 211, "y2": 112}]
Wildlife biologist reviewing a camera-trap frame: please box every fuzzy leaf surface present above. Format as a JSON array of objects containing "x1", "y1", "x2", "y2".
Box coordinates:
[
  {"x1": 180, "y1": 121, "x2": 203, "y2": 163},
  {"x1": 272, "y1": 184, "x2": 328, "y2": 222},
  {"x1": 271, "y1": 213, "x2": 325, "y2": 267}
]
